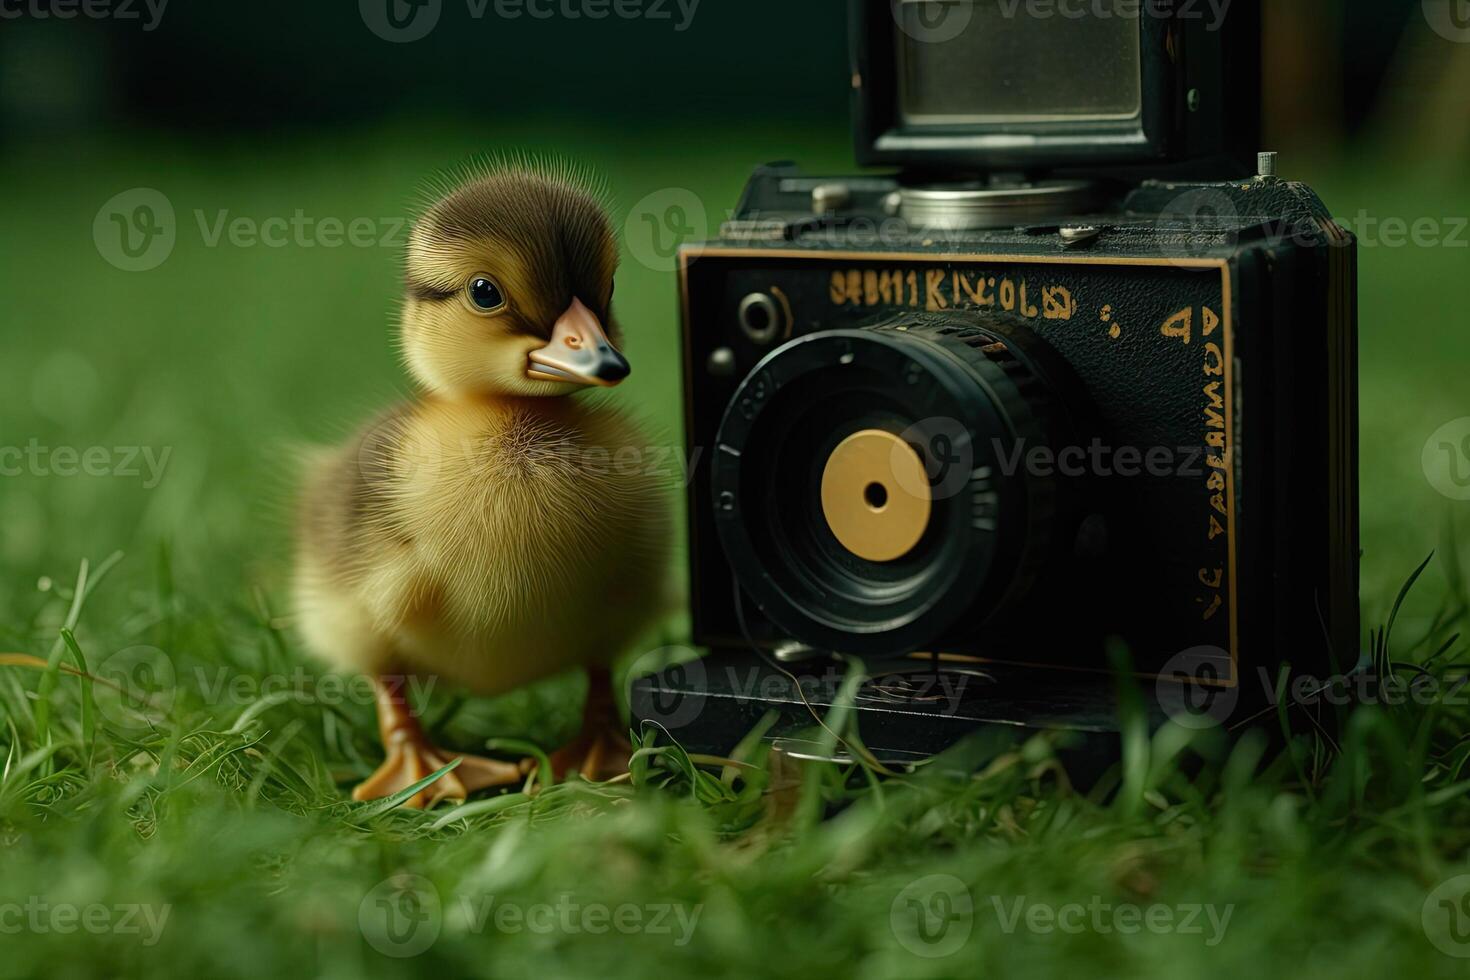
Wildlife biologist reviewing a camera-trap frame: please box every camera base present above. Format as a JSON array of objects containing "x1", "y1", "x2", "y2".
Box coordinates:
[{"x1": 629, "y1": 653, "x2": 1158, "y2": 776}]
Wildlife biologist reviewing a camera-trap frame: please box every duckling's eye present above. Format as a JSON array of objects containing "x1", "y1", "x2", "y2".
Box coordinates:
[{"x1": 466, "y1": 275, "x2": 505, "y2": 313}]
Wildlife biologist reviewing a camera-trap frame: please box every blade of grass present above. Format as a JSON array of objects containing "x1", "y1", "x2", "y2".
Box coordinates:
[
  {"x1": 348, "y1": 758, "x2": 462, "y2": 819},
  {"x1": 33, "y1": 552, "x2": 124, "y2": 776},
  {"x1": 57, "y1": 629, "x2": 95, "y2": 765},
  {"x1": 484, "y1": 737, "x2": 552, "y2": 789},
  {"x1": 427, "y1": 791, "x2": 534, "y2": 830}
]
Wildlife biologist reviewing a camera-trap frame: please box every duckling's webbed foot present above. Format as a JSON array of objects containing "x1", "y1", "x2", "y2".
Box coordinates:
[
  {"x1": 547, "y1": 667, "x2": 633, "y2": 782},
  {"x1": 355, "y1": 673, "x2": 529, "y2": 808}
]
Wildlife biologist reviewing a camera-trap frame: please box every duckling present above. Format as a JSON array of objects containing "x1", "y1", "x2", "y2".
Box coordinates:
[{"x1": 293, "y1": 163, "x2": 668, "y2": 807}]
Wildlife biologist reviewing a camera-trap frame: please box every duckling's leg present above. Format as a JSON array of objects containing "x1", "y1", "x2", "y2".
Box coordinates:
[
  {"x1": 355, "y1": 672, "x2": 528, "y2": 808},
  {"x1": 548, "y1": 666, "x2": 632, "y2": 782}
]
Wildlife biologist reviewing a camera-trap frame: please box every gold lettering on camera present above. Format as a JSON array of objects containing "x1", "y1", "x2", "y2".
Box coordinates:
[
  {"x1": 829, "y1": 268, "x2": 1077, "y2": 321},
  {"x1": 1161, "y1": 303, "x2": 1230, "y2": 624}
]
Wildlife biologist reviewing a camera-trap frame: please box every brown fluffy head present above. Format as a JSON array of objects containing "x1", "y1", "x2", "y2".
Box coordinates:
[{"x1": 400, "y1": 161, "x2": 619, "y2": 397}]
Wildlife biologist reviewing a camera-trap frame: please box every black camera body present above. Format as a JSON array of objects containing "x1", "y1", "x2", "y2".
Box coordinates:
[{"x1": 631, "y1": 0, "x2": 1358, "y2": 765}]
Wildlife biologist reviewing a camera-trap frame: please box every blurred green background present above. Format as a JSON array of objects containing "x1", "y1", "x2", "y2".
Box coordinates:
[
  {"x1": 1, "y1": 2, "x2": 1470, "y2": 977},
  {"x1": 0, "y1": 0, "x2": 1466, "y2": 620}
]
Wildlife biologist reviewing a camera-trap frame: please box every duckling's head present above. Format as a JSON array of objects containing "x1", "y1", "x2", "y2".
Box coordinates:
[{"x1": 400, "y1": 164, "x2": 628, "y2": 398}]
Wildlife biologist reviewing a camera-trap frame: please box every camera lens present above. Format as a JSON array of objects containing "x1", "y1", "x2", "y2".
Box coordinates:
[{"x1": 710, "y1": 313, "x2": 1083, "y2": 656}]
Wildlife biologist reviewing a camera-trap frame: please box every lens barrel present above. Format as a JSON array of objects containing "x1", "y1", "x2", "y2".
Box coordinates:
[{"x1": 711, "y1": 314, "x2": 1079, "y2": 656}]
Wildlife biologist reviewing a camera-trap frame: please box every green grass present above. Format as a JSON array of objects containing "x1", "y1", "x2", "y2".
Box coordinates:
[{"x1": 2, "y1": 120, "x2": 1470, "y2": 978}]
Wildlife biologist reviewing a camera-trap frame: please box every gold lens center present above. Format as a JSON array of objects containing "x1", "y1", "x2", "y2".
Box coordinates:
[{"x1": 820, "y1": 429, "x2": 932, "y2": 562}]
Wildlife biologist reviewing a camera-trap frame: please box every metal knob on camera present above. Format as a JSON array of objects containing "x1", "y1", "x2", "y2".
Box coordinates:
[
  {"x1": 895, "y1": 179, "x2": 1099, "y2": 231},
  {"x1": 736, "y1": 291, "x2": 787, "y2": 346}
]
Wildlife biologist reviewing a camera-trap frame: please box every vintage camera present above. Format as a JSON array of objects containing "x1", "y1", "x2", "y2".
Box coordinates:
[{"x1": 631, "y1": 0, "x2": 1358, "y2": 766}]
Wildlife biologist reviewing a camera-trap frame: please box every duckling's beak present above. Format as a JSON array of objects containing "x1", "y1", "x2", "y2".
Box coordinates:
[{"x1": 527, "y1": 298, "x2": 631, "y2": 387}]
